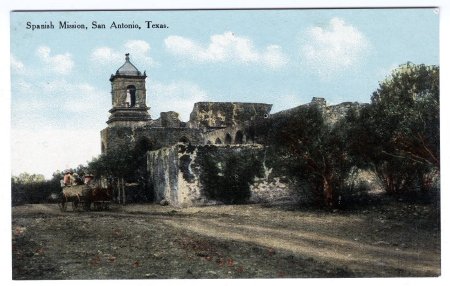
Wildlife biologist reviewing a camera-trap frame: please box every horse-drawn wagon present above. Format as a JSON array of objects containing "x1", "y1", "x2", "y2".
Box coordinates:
[{"x1": 58, "y1": 183, "x2": 112, "y2": 211}]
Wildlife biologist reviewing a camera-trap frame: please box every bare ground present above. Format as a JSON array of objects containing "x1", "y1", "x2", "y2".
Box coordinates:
[{"x1": 11, "y1": 200, "x2": 440, "y2": 279}]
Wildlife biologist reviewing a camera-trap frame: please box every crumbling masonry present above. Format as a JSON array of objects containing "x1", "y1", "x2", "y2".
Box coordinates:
[{"x1": 101, "y1": 54, "x2": 361, "y2": 207}]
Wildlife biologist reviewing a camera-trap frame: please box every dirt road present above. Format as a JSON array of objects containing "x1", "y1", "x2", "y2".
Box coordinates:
[{"x1": 11, "y1": 202, "x2": 440, "y2": 279}]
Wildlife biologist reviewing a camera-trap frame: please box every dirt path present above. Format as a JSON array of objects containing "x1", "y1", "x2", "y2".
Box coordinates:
[{"x1": 11, "y1": 202, "x2": 440, "y2": 279}]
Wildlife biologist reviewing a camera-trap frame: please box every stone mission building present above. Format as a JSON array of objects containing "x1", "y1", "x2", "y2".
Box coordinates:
[
  {"x1": 101, "y1": 54, "x2": 360, "y2": 207},
  {"x1": 101, "y1": 54, "x2": 271, "y2": 154}
]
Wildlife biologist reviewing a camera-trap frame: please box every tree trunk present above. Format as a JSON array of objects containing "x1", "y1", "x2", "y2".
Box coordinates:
[
  {"x1": 385, "y1": 174, "x2": 401, "y2": 194},
  {"x1": 323, "y1": 177, "x2": 334, "y2": 207},
  {"x1": 122, "y1": 177, "x2": 126, "y2": 205}
]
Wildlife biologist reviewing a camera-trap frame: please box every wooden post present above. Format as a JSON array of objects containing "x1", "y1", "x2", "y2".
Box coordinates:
[
  {"x1": 122, "y1": 177, "x2": 126, "y2": 205},
  {"x1": 116, "y1": 178, "x2": 121, "y2": 203}
]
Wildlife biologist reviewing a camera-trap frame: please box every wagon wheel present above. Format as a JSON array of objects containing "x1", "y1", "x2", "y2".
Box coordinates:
[
  {"x1": 95, "y1": 202, "x2": 104, "y2": 211},
  {"x1": 72, "y1": 200, "x2": 80, "y2": 211},
  {"x1": 58, "y1": 192, "x2": 67, "y2": 212},
  {"x1": 83, "y1": 200, "x2": 91, "y2": 211},
  {"x1": 58, "y1": 201, "x2": 67, "y2": 212}
]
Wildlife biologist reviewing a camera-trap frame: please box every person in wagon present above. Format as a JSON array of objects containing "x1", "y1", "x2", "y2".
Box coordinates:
[
  {"x1": 84, "y1": 174, "x2": 94, "y2": 186},
  {"x1": 63, "y1": 170, "x2": 71, "y2": 186},
  {"x1": 72, "y1": 173, "x2": 81, "y2": 185},
  {"x1": 59, "y1": 173, "x2": 66, "y2": 197}
]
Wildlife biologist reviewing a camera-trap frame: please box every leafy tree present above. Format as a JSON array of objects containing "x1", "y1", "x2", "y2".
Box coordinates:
[
  {"x1": 251, "y1": 104, "x2": 354, "y2": 207},
  {"x1": 348, "y1": 63, "x2": 439, "y2": 194},
  {"x1": 87, "y1": 138, "x2": 159, "y2": 179},
  {"x1": 51, "y1": 170, "x2": 64, "y2": 182},
  {"x1": 87, "y1": 147, "x2": 137, "y2": 179},
  {"x1": 371, "y1": 63, "x2": 439, "y2": 169},
  {"x1": 86, "y1": 138, "x2": 159, "y2": 202},
  {"x1": 12, "y1": 173, "x2": 45, "y2": 184},
  {"x1": 196, "y1": 146, "x2": 264, "y2": 204},
  {"x1": 11, "y1": 172, "x2": 60, "y2": 205}
]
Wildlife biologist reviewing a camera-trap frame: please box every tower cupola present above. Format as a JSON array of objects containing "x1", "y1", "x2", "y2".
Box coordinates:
[
  {"x1": 116, "y1": 53, "x2": 142, "y2": 76},
  {"x1": 106, "y1": 53, "x2": 151, "y2": 127}
]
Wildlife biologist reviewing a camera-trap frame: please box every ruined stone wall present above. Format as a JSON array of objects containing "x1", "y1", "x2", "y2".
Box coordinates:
[
  {"x1": 271, "y1": 97, "x2": 364, "y2": 125},
  {"x1": 188, "y1": 102, "x2": 272, "y2": 129},
  {"x1": 147, "y1": 145, "x2": 203, "y2": 207},
  {"x1": 147, "y1": 144, "x2": 203, "y2": 207},
  {"x1": 203, "y1": 125, "x2": 251, "y2": 145},
  {"x1": 160, "y1": 111, "x2": 182, "y2": 128},
  {"x1": 249, "y1": 168, "x2": 301, "y2": 204},
  {"x1": 147, "y1": 144, "x2": 300, "y2": 207},
  {"x1": 100, "y1": 125, "x2": 204, "y2": 153},
  {"x1": 324, "y1": 102, "x2": 368, "y2": 125}
]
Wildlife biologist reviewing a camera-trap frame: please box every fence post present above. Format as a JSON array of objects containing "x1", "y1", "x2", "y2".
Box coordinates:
[{"x1": 122, "y1": 177, "x2": 126, "y2": 204}]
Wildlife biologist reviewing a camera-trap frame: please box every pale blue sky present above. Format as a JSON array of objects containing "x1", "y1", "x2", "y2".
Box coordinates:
[{"x1": 10, "y1": 8, "x2": 439, "y2": 178}]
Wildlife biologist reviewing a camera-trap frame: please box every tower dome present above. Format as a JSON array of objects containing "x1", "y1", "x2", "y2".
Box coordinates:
[{"x1": 116, "y1": 53, "x2": 142, "y2": 76}]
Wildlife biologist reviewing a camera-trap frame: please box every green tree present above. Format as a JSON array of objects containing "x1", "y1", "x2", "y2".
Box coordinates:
[
  {"x1": 348, "y1": 63, "x2": 439, "y2": 194},
  {"x1": 11, "y1": 172, "x2": 60, "y2": 205},
  {"x1": 12, "y1": 172, "x2": 46, "y2": 184},
  {"x1": 87, "y1": 138, "x2": 158, "y2": 179},
  {"x1": 252, "y1": 104, "x2": 354, "y2": 207},
  {"x1": 87, "y1": 147, "x2": 137, "y2": 178},
  {"x1": 196, "y1": 146, "x2": 264, "y2": 204},
  {"x1": 86, "y1": 139, "x2": 159, "y2": 203},
  {"x1": 371, "y1": 62, "x2": 439, "y2": 169}
]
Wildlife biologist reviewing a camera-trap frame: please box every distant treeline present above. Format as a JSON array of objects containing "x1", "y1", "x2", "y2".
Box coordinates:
[{"x1": 11, "y1": 173, "x2": 61, "y2": 206}]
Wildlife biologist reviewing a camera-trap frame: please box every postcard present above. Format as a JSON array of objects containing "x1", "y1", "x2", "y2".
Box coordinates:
[{"x1": 10, "y1": 8, "x2": 440, "y2": 279}]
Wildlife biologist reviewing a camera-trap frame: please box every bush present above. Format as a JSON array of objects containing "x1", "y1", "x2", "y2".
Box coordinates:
[
  {"x1": 12, "y1": 179, "x2": 61, "y2": 206},
  {"x1": 196, "y1": 146, "x2": 264, "y2": 204}
]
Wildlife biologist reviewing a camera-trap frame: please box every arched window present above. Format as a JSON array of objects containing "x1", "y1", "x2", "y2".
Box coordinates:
[
  {"x1": 215, "y1": 138, "x2": 222, "y2": 144},
  {"x1": 126, "y1": 85, "x2": 136, "y2": 107},
  {"x1": 225, "y1": 133, "x2": 232, "y2": 145},
  {"x1": 135, "y1": 137, "x2": 156, "y2": 152},
  {"x1": 234, "y1": 130, "x2": 244, "y2": 144},
  {"x1": 247, "y1": 126, "x2": 255, "y2": 142},
  {"x1": 179, "y1": 136, "x2": 190, "y2": 144}
]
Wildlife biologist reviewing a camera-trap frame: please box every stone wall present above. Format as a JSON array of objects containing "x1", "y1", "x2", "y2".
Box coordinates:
[
  {"x1": 249, "y1": 170, "x2": 301, "y2": 204},
  {"x1": 203, "y1": 125, "x2": 250, "y2": 145},
  {"x1": 271, "y1": 97, "x2": 364, "y2": 125},
  {"x1": 325, "y1": 101, "x2": 368, "y2": 125},
  {"x1": 147, "y1": 143, "x2": 301, "y2": 207},
  {"x1": 147, "y1": 145, "x2": 203, "y2": 207},
  {"x1": 100, "y1": 125, "x2": 204, "y2": 153},
  {"x1": 188, "y1": 102, "x2": 272, "y2": 129},
  {"x1": 160, "y1": 111, "x2": 182, "y2": 128},
  {"x1": 101, "y1": 97, "x2": 370, "y2": 206}
]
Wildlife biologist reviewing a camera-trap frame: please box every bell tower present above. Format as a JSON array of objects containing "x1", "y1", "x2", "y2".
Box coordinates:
[{"x1": 107, "y1": 53, "x2": 151, "y2": 127}]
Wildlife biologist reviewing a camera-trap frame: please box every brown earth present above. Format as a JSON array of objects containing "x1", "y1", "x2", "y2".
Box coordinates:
[{"x1": 11, "y1": 200, "x2": 440, "y2": 279}]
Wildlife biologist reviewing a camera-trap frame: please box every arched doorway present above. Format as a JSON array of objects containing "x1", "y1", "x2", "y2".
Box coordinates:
[
  {"x1": 135, "y1": 137, "x2": 156, "y2": 153},
  {"x1": 225, "y1": 133, "x2": 232, "y2": 145},
  {"x1": 234, "y1": 130, "x2": 244, "y2": 144}
]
